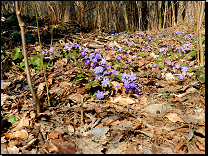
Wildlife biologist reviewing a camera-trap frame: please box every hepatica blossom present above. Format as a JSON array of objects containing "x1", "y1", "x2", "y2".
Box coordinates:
[
  {"x1": 181, "y1": 66, "x2": 188, "y2": 73},
  {"x1": 179, "y1": 74, "x2": 185, "y2": 80},
  {"x1": 95, "y1": 90, "x2": 104, "y2": 100},
  {"x1": 101, "y1": 76, "x2": 111, "y2": 87},
  {"x1": 122, "y1": 72, "x2": 143, "y2": 94},
  {"x1": 115, "y1": 55, "x2": 121, "y2": 60},
  {"x1": 94, "y1": 66, "x2": 104, "y2": 74}
]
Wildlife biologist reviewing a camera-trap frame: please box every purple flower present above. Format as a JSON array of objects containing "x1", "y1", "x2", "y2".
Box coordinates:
[
  {"x1": 128, "y1": 72, "x2": 137, "y2": 81},
  {"x1": 95, "y1": 49, "x2": 100, "y2": 53},
  {"x1": 162, "y1": 33, "x2": 165, "y2": 36},
  {"x1": 95, "y1": 54, "x2": 102, "y2": 59},
  {"x1": 115, "y1": 55, "x2": 121, "y2": 60},
  {"x1": 122, "y1": 72, "x2": 128, "y2": 80},
  {"x1": 184, "y1": 35, "x2": 189, "y2": 41},
  {"x1": 115, "y1": 85, "x2": 120, "y2": 89},
  {"x1": 92, "y1": 57, "x2": 97, "y2": 63},
  {"x1": 100, "y1": 58, "x2": 107, "y2": 65},
  {"x1": 42, "y1": 50, "x2": 46, "y2": 55},
  {"x1": 128, "y1": 59, "x2": 132, "y2": 63},
  {"x1": 85, "y1": 60, "x2": 91, "y2": 65},
  {"x1": 159, "y1": 48, "x2": 166, "y2": 53},
  {"x1": 76, "y1": 44, "x2": 80, "y2": 48},
  {"x1": 101, "y1": 76, "x2": 110, "y2": 87},
  {"x1": 112, "y1": 70, "x2": 117, "y2": 75},
  {"x1": 94, "y1": 66, "x2": 104, "y2": 74},
  {"x1": 1, "y1": 80, "x2": 4, "y2": 83},
  {"x1": 166, "y1": 61, "x2": 171, "y2": 66},
  {"x1": 95, "y1": 74, "x2": 103, "y2": 80},
  {"x1": 127, "y1": 50, "x2": 131, "y2": 54},
  {"x1": 123, "y1": 79, "x2": 130, "y2": 88},
  {"x1": 154, "y1": 64, "x2": 157, "y2": 67},
  {"x1": 174, "y1": 64, "x2": 180, "y2": 69},
  {"x1": 179, "y1": 74, "x2": 185, "y2": 80},
  {"x1": 132, "y1": 55, "x2": 137, "y2": 58},
  {"x1": 72, "y1": 44, "x2": 75, "y2": 48},
  {"x1": 181, "y1": 66, "x2": 188, "y2": 73},
  {"x1": 95, "y1": 90, "x2": 104, "y2": 100}
]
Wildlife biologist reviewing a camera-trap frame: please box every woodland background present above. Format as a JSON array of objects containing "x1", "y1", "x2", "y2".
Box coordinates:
[{"x1": 1, "y1": 1, "x2": 203, "y2": 32}]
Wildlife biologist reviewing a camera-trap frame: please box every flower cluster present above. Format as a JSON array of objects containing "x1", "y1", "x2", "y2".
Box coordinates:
[{"x1": 122, "y1": 72, "x2": 143, "y2": 94}]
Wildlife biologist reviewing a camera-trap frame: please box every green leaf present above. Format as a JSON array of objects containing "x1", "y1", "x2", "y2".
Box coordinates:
[
  {"x1": 188, "y1": 51, "x2": 195, "y2": 57},
  {"x1": 116, "y1": 73, "x2": 123, "y2": 80},
  {"x1": 137, "y1": 44, "x2": 141, "y2": 48},
  {"x1": 159, "y1": 63, "x2": 165, "y2": 69},
  {"x1": 7, "y1": 16, "x2": 16, "y2": 22},
  {"x1": 72, "y1": 73, "x2": 86, "y2": 82},
  {"x1": 158, "y1": 53, "x2": 164, "y2": 62},
  {"x1": 162, "y1": 93, "x2": 170, "y2": 98},
  {"x1": 180, "y1": 63, "x2": 187, "y2": 67},
  {"x1": 11, "y1": 48, "x2": 23, "y2": 60},
  {"x1": 140, "y1": 53, "x2": 146, "y2": 57},
  {"x1": 76, "y1": 62, "x2": 84, "y2": 68},
  {"x1": 85, "y1": 81, "x2": 99, "y2": 89},
  {"x1": 68, "y1": 51, "x2": 77, "y2": 60},
  {"x1": 20, "y1": 62, "x2": 25, "y2": 67},
  {"x1": 197, "y1": 71, "x2": 205, "y2": 83},
  {"x1": 113, "y1": 62, "x2": 120, "y2": 67},
  {"x1": 114, "y1": 37, "x2": 118, "y2": 41},
  {"x1": 54, "y1": 53, "x2": 63, "y2": 57},
  {"x1": 8, "y1": 115, "x2": 20, "y2": 125},
  {"x1": 92, "y1": 81, "x2": 99, "y2": 87},
  {"x1": 126, "y1": 127, "x2": 133, "y2": 131}
]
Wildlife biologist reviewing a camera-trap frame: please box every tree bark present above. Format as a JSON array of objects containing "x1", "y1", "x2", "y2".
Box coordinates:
[
  {"x1": 123, "y1": 1, "x2": 129, "y2": 31},
  {"x1": 15, "y1": 1, "x2": 41, "y2": 114}
]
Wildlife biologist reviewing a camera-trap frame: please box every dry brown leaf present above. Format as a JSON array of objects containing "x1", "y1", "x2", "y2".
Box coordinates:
[
  {"x1": 14, "y1": 130, "x2": 28, "y2": 140},
  {"x1": 164, "y1": 113, "x2": 183, "y2": 123},
  {"x1": 133, "y1": 122, "x2": 142, "y2": 130},
  {"x1": 111, "y1": 81, "x2": 125, "y2": 94},
  {"x1": 173, "y1": 97, "x2": 182, "y2": 102},
  {"x1": 173, "y1": 142, "x2": 185, "y2": 151},
  {"x1": 195, "y1": 142, "x2": 205, "y2": 151},
  {"x1": 8, "y1": 140, "x2": 22, "y2": 147},
  {"x1": 37, "y1": 82, "x2": 46, "y2": 97},
  {"x1": 48, "y1": 132, "x2": 61, "y2": 139},
  {"x1": 45, "y1": 133, "x2": 76, "y2": 154},
  {"x1": 2, "y1": 133, "x2": 16, "y2": 139},
  {"x1": 101, "y1": 118, "x2": 114, "y2": 125},
  {"x1": 11, "y1": 116, "x2": 29, "y2": 132},
  {"x1": 110, "y1": 120, "x2": 120, "y2": 126},
  {"x1": 110, "y1": 95, "x2": 135, "y2": 105}
]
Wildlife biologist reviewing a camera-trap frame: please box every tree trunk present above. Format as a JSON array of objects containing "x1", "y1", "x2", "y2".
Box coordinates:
[
  {"x1": 80, "y1": 1, "x2": 85, "y2": 28},
  {"x1": 111, "y1": 1, "x2": 117, "y2": 31},
  {"x1": 158, "y1": 1, "x2": 162, "y2": 30},
  {"x1": 171, "y1": 1, "x2": 175, "y2": 26},
  {"x1": 163, "y1": 1, "x2": 167, "y2": 29},
  {"x1": 184, "y1": 1, "x2": 195, "y2": 25},
  {"x1": 123, "y1": 1, "x2": 129, "y2": 31}
]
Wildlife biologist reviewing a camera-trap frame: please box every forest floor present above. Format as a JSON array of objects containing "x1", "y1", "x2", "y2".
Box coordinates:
[{"x1": 1, "y1": 14, "x2": 205, "y2": 154}]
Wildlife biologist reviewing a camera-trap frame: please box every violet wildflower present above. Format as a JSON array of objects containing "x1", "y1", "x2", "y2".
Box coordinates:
[
  {"x1": 95, "y1": 90, "x2": 104, "y2": 100},
  {"x1": 115, "y1": 55, "x2": 121, "y2": 60},
  {"x1": 101, "y1": 76, "x2": 110, "y2": 87},
  {"x1": 181, "y1": 66, "x2": 188, "y2": 73},
  {"x1": 94, "y1": 66, "x2": 104, "y2": 74},
  {"x1": 179, "y1": 74, "x2": 185, "y2": 80},
  {"x1": 166, "y1": 61, "x2": 171, "y2": 66}
]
